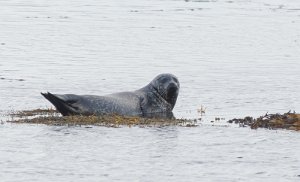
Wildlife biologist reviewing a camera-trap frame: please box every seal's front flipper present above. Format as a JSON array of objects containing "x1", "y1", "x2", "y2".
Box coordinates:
[{"x1": 41, "y1": 92, "x2": 79, "y2": 116}]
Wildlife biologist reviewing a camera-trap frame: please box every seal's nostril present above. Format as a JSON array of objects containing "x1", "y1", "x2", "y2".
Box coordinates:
[{"x1": 167, "y1": 83, "x2": 177, "y2": 90}]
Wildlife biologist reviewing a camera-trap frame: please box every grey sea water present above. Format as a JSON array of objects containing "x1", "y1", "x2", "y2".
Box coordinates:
[{"x1": 0, "y1": 0, "x2": 300, "y2": 181}]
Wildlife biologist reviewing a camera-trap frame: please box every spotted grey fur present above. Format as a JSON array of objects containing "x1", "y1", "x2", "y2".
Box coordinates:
[{"x1": 41, "y1": 73, "x2": 180, "y2": 118}]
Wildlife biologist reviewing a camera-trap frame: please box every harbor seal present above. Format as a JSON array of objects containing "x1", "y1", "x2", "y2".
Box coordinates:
[{"x1": 41, "y1": 73, "x2": 180, "y2": 118}]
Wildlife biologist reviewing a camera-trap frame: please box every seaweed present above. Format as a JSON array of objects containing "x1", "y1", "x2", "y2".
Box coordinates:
[
  {"x1": 7, "y1": 109, "x2": 300, "y2": 131},
  {"x1": 7, "y1": 109, "x2": 196, "y2": 127},
  {"x1": 227, "y1": 111, "x2": 300, "y2": 131},
  {"x1": 10, "y1": 108, "x2": 59, "y2": 117}
]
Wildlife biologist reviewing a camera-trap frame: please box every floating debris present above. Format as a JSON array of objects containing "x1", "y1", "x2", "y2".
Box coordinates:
[
  {"x1": 8, "y1": 109, "x2": 196, "y2": 128},
  {"x1": 197, "y1": 105, "x2": 206, "y2": 116},
  {"x1": 227, "y1": 112, "x2": 300, "y2": 131},
  {"x1": 0, "y1": 77, "x2": 26, "y2": 82}
]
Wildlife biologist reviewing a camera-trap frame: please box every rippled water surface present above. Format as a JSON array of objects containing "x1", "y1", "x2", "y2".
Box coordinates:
[{"x1": 1, "y1": 0, "x2": 300, "y2": 181}]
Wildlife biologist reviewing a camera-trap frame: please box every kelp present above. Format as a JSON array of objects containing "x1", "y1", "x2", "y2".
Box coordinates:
[
  {"x1": 7, "y1": 109, "x2": 300, "y2": 131},
  {"x1": 8, "y1": 109, "x2": 196, "y2": 127},
  {"x1": 227, "y1": 111, "x2": 300, "y2": 131}
]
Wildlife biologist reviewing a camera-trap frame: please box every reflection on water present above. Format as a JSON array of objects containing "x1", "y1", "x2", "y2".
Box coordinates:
[{"x1": 0, "y1": 0, "x2": 300, "y2": 181}]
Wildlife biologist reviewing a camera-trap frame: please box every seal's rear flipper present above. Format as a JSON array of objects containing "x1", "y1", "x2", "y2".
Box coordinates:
[{"x1": 41, "y1": 92, "x2": 78, "y2": 116}]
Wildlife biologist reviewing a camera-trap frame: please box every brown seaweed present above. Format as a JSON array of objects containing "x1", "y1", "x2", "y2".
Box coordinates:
[
  {"x1": 227, "y1": 111, "x2": 300, "y2": 131},
  {"x1": 7, "y1": 109, "x2": 195, "y2": 127}
]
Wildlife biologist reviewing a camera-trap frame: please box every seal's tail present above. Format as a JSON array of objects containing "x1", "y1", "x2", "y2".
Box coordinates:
[{"x1": 41, "y1": 92, "x2": 77, "y2": 116}]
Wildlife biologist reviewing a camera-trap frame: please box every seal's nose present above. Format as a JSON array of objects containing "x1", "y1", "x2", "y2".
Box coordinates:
[{"x1": 167, "y1": 82, "x2": 177, "y2": 89}]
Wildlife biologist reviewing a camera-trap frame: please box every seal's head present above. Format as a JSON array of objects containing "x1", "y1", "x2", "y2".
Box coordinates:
[{"x1": 150, "y1": 73, "x2": 180, "y2": 109}]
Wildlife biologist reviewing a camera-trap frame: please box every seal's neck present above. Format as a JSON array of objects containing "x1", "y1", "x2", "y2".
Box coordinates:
[
  {"x1": 140, "y1": 83, "x2": 157, "y2": 94},
  {"x1": 140, "y1": 84, "x2": 170, "y2": 105}
]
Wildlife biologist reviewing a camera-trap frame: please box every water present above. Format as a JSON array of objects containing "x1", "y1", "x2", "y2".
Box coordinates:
[
  {"x1": 0, "y1": 0, "x2": 300, "y2": 181},
  {"x1": 1, "y1": 124, "x2": 300, "y2": 182}
]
